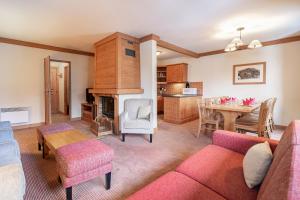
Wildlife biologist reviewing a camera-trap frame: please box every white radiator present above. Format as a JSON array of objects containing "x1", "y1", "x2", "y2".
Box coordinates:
[{"x1": 0, "y1": 107, "x2": 31, "y2": 125}]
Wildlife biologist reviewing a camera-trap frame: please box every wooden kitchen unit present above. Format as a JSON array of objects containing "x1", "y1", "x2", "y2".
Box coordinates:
[
  {"x1": 157, "y1": 95, "x2": 164, "y2": 114},
  {"x1": 164, "y1": 96, "x2": 200, "y2": 124},
  {"x1": 166, "y1": 63, "x2": 187, "y2": 83}
]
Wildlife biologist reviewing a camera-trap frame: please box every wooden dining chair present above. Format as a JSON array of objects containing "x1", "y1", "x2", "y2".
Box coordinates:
[
  {"x1": 269, "y1": 97, "x2": 277, "y2": 132},
  {"x1": 235, "y1": 99, "x2": 272, "y2": 138},
  {"x1": 243, "y1": 97, "x2": 277, "y2": 132},
  {"x1": 196, "y1": 98, "x2": 221, "y2": 138}
]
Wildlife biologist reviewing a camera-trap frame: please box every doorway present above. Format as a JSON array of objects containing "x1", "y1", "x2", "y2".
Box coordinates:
[{"x1": 44, "y1": 58, "x2": 71, "y2": 124}]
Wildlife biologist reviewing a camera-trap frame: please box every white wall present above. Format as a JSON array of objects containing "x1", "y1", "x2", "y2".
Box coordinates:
[
  {"x1": 140, "y1": 40, "x2": 157, "y2": 128},
  {"x1": 0, "y1": 43, "x2": 93, "y2": 124},
  {"x1": 158, "y1": 41, "x2": 300, "y2": 126}
]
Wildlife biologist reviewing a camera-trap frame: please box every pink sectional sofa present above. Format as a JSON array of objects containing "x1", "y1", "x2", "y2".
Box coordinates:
[{"x1": 127, "y1": 120, "x2": 300, "y2": 200}]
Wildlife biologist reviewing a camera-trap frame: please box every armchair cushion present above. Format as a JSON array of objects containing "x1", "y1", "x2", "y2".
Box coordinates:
[
  {"x1": 137, "y1": 105, "x2": 151, "y2": 119},
  {"x1": 124, "y1": 119, "x2": 151, "y2": 130},
  {"x1": 124, "y1": 99, "x2": 153, "y2": 120}
]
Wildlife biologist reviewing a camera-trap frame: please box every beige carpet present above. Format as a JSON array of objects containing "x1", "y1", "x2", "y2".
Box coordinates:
[{"x1": 15, "y1": 119, "x2": 213, "y2": 200}]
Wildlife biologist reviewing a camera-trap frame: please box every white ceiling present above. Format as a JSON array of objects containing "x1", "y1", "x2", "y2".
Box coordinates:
[{"x1": 1, "y1": 0, "x2": 300, "y2": 53}]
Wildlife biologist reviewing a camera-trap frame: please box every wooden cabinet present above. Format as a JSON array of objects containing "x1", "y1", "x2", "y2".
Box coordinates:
[
  {"x1": 166, "y1": 63, "x2": 188, "y2": 83},
  {"x1": 164, "y1": 96, "x2": 200, "y2": 124},
  {"x1": 94, "y1": 33, "x2": 141, "y2": 90},
  {"x1": 157, "y1": 96, "x2": 164, "y2": 114},
  {"x1": 157, "y1": 66, "x2": 167, "y2": 84}
]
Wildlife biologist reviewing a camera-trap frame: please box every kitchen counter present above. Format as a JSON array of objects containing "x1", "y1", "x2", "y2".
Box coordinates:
[
  {"x1": 162, "y1": 94, "x2": 201, "y2": 98},
  {"x1": 163, "y1": 95, "x2": 201, "y2": 124}
]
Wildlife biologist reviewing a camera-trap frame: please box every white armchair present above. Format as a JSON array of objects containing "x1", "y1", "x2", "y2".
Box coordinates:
[{"x1": 120, "y1": 99, "x2": 154, "y2": 143}]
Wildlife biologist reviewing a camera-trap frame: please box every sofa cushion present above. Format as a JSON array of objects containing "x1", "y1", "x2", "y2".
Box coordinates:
[
  {"x1": 0, "y1": 121, "x2": 11, "y2": 130},
  {"x1": 243, "y1": 141, "x2": 273, "y2": 189},
  {"x1": 0, "y1": 140, "x2": 21, "y2": 166},
  {"x1": 126, "y1": 171, "x2": 225, "y2": 200},
  {"x1": 0, "y1": 129, "x2": 14, "y2": 144},
  {"x1": 56, "y1": 139, "x2": 114, "y2": 177},
  {"x1": 124, "y1": 119, "x2": 151, "y2": 129},
  {"x1": 258, "y1": 120, "x2": 300, "y2": 200},
  {"x1": 176, "y1": 145, "x2": 258, "y2": 200},
  {"x1": 0, "y1": 162, "x2": 26, "y2": 200}
]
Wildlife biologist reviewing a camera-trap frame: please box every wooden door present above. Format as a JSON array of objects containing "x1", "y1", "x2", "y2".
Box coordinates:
[
  {"x1": 44, "y1": 56, "x2": 51, "y2": 124},
  {"x1": 50, "y1": 67, "x2": 59, "y2": 114},
  {"x1": 64, "y1": 66, "x2": 70, "y2": 115}
]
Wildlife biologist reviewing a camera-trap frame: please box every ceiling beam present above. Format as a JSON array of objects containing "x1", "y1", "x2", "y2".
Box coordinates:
[
  {"x1": 2, "y1": 33, "x2": 300, "y2": 59},
  {"x1": 198, "y1": 35, "x2": 300, "y2": 58},
  {"x1": 140, "y1": 34, "x2": 160, "y2": 43},
  {"x1": 0, "y1": 37, "x2": 94, "y2": 57},
  {"x1": 157, "y1": 39, "x2": 199, "y2": 58}
]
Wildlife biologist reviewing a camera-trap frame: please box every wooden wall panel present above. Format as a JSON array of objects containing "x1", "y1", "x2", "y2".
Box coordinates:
[
  {"x1": 119, "y1": 38, "x2": 141, "y2": 89},
  {"x1": 94, "y1": 39, "x2": 117, "y2": 89}
]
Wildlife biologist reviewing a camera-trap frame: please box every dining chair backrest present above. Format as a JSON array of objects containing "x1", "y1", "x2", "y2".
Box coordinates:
[
  {"x1": 197, "y1": 98, "x2": 214, "y2": 122},
  {"x1": 270, "y1": 97, "x2": 277, "y2": 116},
  {"x1": 257, "y1": 99, "x2": 272, "y2": 135}
]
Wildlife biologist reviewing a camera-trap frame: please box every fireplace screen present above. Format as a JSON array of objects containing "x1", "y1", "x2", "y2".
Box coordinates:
[{"x1": 101, "y1": 97, "x2": 114, "y2": 118}]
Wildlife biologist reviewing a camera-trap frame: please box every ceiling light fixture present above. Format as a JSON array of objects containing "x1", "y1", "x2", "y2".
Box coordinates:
[
  {"x1": 224, "y1": 27, "x2": 263, "y2": 52},
  {"x1": 156, "y1": 51, "x2": 162, "y2": 56}
]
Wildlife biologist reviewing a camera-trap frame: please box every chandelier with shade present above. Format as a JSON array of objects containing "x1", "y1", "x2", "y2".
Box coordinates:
[{"x1": 224, "y1": 27, "x2": 263, "y2": 52}]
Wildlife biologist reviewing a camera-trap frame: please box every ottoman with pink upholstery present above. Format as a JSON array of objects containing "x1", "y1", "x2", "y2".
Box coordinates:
[
  {"x1": 56, "y1": 139, "x2": 114, "y2": 200},
  {"x1": 37, "y1": 123, "x2": 74, "y2": 158}
]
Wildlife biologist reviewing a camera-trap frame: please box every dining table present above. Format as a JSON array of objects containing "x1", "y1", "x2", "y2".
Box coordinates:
[{"x1": 204, "y1": 103, "x2": 260, "y2": 131}]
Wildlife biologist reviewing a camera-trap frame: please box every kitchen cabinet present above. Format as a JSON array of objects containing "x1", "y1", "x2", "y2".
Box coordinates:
[
  {"x1": 166, "y1": 63, "x2": 187, "y2": 83},
  {"x1": 164, "y1": 96, "x2": 200, "y2": 124},
  {"x1": 157, "y1": 96, "x2": 164, "y2": 114}
]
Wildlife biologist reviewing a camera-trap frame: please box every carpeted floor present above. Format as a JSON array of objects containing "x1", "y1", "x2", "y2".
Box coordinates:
[
  {"x1": 14, "y1": 119, "x2": 283, "y2": 200},
  {"x1": 14, "y1": 119, "x2": 213, "y2": 200}
]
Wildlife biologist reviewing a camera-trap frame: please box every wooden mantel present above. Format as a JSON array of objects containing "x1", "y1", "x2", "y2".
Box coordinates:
[{"x1": 89, "y1": 88, "x2": 144, "y2": 95}]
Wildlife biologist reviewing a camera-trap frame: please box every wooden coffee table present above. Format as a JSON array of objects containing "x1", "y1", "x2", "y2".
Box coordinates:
[{"x1": 43, "y1": 129, "x2": 90, "y2": 158}]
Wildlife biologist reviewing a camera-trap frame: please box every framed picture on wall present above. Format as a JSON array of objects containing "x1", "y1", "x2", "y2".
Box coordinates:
[{"x1": 233, "y1": 62, "x2": 266, "y2": 85}]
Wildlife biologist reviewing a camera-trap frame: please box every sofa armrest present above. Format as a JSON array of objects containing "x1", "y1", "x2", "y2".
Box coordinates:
[{"x1": 212, "y1": 130, "x2": 279, "y2": 155}]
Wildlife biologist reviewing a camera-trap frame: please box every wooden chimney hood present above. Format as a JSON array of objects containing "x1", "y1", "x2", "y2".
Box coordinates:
[{"x1": 92, "y1": 32, "x2": 144, "y2": 95}]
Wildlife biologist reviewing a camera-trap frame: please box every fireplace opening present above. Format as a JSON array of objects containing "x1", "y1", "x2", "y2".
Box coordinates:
[{"x1": 102, "y1": 97, "x2": 114, "y2": 118}]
